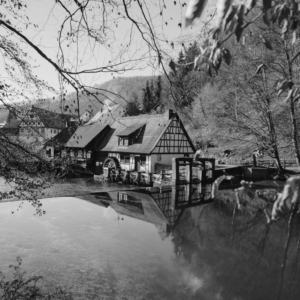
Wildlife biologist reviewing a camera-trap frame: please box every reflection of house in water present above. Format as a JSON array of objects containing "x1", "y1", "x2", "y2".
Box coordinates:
[{"x1": 78, "y1": 183, "x2": 213, "y2": 237}]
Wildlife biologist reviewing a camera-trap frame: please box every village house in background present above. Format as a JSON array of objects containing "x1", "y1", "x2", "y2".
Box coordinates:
[
  {"x1": 14, "y1": 106, "x2": 74, "y2": 145},
  {"x1": 79, "y1": 110, "x2": 92, "y2": 124}
]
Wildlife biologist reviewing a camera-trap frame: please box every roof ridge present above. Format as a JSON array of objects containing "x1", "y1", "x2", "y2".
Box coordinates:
[{"x1": 118, "y1": 113, "x2": 166, "y2": 119}]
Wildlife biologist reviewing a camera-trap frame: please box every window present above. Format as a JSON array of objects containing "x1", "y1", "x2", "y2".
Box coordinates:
[
  {"x1": 118, "y1": 137, "x2": 128, "y2": 146},
  {"x1": 30, "y1": 114, "x2": 34, "y2": 118},
  {"x1": 77, "y1": 150, "x2": 83, "y2": 158},
  {"x1": 120, "y1": 154, "x2": 130, "y2": 164},
  {"x1": 54, "y1": 129, "x2": 57, "y2": 134},
  {"x1": 51, "y1": 129, "x2": 52, "y2": 133},
  {"x1": 46, "y1": 149, "x2": 51, "y2": 157},
  {"x1": 87, "y1": 151, "x2": 92, "y2": 159},
  {"x1": 70, "y1": 150, "x2": 74, "y2": 157},
  {"x1": 157, "y1": 154, "x2": 161, "y2": 161},
  {"x1": 20, "y1": 128, "x2": 24, "y2": 133}
]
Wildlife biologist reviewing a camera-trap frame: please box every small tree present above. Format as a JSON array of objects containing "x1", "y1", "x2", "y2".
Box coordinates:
[{"x1": 126, "y1": 100, "x2": 140, "y2": 116}]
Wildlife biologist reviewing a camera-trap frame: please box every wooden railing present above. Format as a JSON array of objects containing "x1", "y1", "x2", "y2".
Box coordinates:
[{"x1": 257, "y1": 159, "x2": 297, "y2": 168}]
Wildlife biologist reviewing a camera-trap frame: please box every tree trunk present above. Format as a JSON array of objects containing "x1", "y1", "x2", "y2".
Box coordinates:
[
  {"x1": 266, "y1": 99, "x2": 283, "y2": 171},
  {"x1": 289, "y1": 98, "x2": 300, "y2": 165},
  {"x1": 285, "y1": 45, "x2": 300, "y2": 166}
]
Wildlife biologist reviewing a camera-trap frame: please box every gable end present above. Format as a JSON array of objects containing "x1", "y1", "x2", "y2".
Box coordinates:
[{"x1": 151, "y1": 117, "x2": 195, "y2": 154}]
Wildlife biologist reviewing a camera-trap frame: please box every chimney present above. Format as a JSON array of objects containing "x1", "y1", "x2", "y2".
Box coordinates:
[{"x1": 168, "y1": 109, "x2": 173, "y2": 119}]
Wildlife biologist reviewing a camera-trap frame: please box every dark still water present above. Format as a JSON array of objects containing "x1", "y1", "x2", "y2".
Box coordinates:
[{"x1": 0, "y1": 185, "x2": 299, "y2": 300}]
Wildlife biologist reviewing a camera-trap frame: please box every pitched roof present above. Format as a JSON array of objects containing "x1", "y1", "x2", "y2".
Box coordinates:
[
  {"x1": 65, "y1": 123, "x2": 108, "y2": 148},
  {"x1": 31, "y1": 106, "x2": 74, "y2": 128},
  {"x1": 117, "y1": 124, "x2": 145, "y2": 137},
  {"x1": 45, "y1": 126, "x2": 78, "y2": 147},
  {"x1": 95, "y1": 111, "x2": 182, "y2": 154}
]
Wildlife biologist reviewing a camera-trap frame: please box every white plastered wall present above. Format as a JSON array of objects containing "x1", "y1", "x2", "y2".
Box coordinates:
[
  {"x1": 109, "y1": 153, "x2": 151, "y2": 172},
  {"x1": 151, "y1": 153, "x2": 189, "y2": 173}
]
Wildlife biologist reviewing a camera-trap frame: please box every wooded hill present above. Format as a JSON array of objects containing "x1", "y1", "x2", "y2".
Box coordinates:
[{"x1": 34, "y1": 76, "x2": 155, "y2": 116}]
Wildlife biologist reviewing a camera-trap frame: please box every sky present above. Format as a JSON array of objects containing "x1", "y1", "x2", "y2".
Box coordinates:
[{"x1": 0, "y1": 0, "x2": 217, "y2": 99}]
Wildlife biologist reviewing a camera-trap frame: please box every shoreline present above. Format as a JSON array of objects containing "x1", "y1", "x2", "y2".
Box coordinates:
[{"x1": 0, "y1": 177, "x2": 141, "y2": 203}]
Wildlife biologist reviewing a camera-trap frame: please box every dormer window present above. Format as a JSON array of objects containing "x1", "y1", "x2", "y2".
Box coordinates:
[
  {"x1": 117, "y1": 124, "x2": 145, "y2": 147},
  {"x1": 118, "y1": 137, "x2": 128, "y2": 146}
]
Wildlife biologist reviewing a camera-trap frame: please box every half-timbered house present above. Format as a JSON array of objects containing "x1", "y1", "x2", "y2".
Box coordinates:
[
  {"x1": 94, "y1": 110, "x2": 195, "y2": 173},
  {"x1": 18, "y1": 106, "x2": 74, "y2": 144}
]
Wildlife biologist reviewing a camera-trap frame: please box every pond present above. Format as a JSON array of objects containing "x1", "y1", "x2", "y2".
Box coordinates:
[{"x1": 0, "y1": 183, "x2": 299, "y2": 300}]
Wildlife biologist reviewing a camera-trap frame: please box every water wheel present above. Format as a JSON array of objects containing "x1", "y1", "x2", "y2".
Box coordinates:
[{"x1": 103, "y1": 157, "x2": 121, "y2": 181}]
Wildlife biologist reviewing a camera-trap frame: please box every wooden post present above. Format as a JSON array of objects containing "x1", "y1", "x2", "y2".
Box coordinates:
[
  {"x1": 137, "y1": 172, "x2": 141, "y2": 184},
  {"x1": 161, "y1": 169, "x2": 165, "y2": 181},
  {"x1": 148, "y1": 172, "x2": 152, "y2": 185},
  {"x1": 189, "y1": 160, "x2": 193, "y2": 183}
]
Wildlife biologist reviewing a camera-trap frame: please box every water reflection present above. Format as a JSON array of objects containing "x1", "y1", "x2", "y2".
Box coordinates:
[
  {"x1": 79, "y1": 184, "x2": 214, "y2": 236},
  {"x1": 78, "y1": 183, "x2": 300, "y2": 300},
  {"x1": 1, "y1": 182, "x2": 300, "y2": 299}
]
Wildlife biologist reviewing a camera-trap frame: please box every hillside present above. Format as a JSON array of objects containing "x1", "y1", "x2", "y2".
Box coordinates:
[{"x1": 35, "y1": 76, "x2": 156, "y2": 116}]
